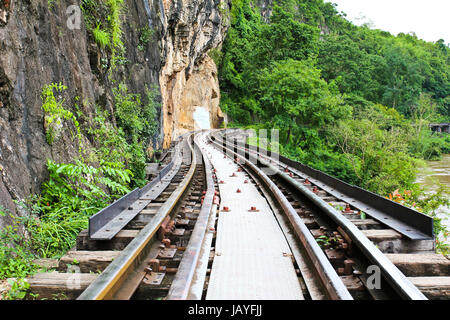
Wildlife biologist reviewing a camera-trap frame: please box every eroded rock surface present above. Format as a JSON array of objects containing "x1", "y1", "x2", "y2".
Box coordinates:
[
  {"x1": 0, "y1": 0, "x2": 229, "y2": 223},
  {"x1": 159, "y1": 0, "x2": 229, "y2": 148}
]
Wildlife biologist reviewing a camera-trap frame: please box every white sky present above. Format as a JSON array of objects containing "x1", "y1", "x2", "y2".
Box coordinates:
[{"x1": 327, "y1": 0, "x2": 450, "y2": 43}]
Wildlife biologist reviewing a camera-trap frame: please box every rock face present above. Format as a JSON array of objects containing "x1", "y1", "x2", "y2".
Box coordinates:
[
  {"x1": 159, "y1": 0, "x2": 229, "y2": 148},
  {"x1": 0, "y1": 0, "x2": 228, "y2": 223}
]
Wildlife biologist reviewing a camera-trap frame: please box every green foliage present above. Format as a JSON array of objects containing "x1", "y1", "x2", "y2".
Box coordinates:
[
  {"x1": 220, "y1": 0, "x2": 450, "y2": 244},
  {"x1": 0, "y1": 208, "x2": 38, "y2": 279},
  {"x1": 93, "y1": 23, "x2": 111, "y2": 48},
  {"x1": 208, "y1": 48, "x2": 223, "y2": 67},
  {"x1": 316, "y1": 25, "x2": 450, "y2": 118},
  {"x1": 111, "y1": 83, "x2": 160, "y2": 187},
  {"x1": 86, "y1": 108, "x2": 130, "y2": 164},
  {"x1": 2, "y1": 278, "x2": 31, "y2": 300},
  {"x1": 107, "y1": 0, "x2": 125, "y2": 68},
  {"x1": 47, "y1": 0, "x2": 59, "y2": 9},
  {"x1": 137, "y1": 26, "x2": 155, "y2": 51},
  {"x1": 81, "y1": 0, "x2": 125, "y2": 69},
  {"x1": 22, "y1": 159, "x2": 131, "y2": 258},
  {"x1": 41, "y1": 83, "x2": 81, "y2": 148},
  {"x1": 315, "y1": 235, "x2": 330, "y2": 248},
  {"x1": 387, "y1": 188, "x2": 450, "y2": 255},
  {"x1": 143, "y1": 85, "x2": 160, "y2": 139},
  {"x1": 259, "y1": 59, "x2": 350, "y2": 131},
  {"x1": 4, "y1": 79, "x2": 158, "y2": 263},
  {"x1": 327, "y1": 111, "x2": 418, "y2": 194},
  {"x1": 113, "y1": 83, "x2": 159, "y2": 143},
  {"x1": 113, "y1": 83, "x2": 144, "y2": 140},
  {"x1": 7, "y1": 159, "x2": 133, "y2": 261}
]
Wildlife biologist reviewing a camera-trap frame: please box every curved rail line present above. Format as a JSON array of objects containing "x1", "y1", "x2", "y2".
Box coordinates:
[
  {"x1": 206, "y1": 129, "x2": 429, "y2": 300},
  {"x1": 199, "y1": 132, "x2": 352, "y2": 300},
  {"x1": 165, "y1": 133, "x2": 218, "y2": 299},
  {"x1": 78, "y1": 134, "x2": 198, "y2": 300},
  {"x1": 26, "y1": 129, "x2": 447, "y2": 300}
]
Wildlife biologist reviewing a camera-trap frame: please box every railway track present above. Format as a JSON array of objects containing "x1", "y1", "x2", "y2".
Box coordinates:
[
  {"x1": 205, "y1": 129, "x2": 449, "y2": 300},
  {"x1": 24, "y1": 129, "x2": 449, "y2": 300}
]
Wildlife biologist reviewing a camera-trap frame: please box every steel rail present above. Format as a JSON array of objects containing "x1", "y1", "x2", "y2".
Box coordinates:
[
  {"x1": 268, "y1": 163, "x2": 428, "y2": 300},
  {"x1": 214, "y1": 129, "x2": 434, "y2": 240},
  {"x1": 88, "y1": 152, "x2": 182, "y2": 240},
  {"x1": 166, "y1": 131, "x2": 218, "y2": 300},
  {"x1": 77, "y1": 134, "x2": 198, "y2": 300},
  {"x1": 88, "y1": 135, "x2": 185, "y2": 240},
  {"x1": 207, "y1": 132, "x2": 353, "y2": 300},
  {"x1": 211, "y1": 130, "x2": 427, "y2": 300}
]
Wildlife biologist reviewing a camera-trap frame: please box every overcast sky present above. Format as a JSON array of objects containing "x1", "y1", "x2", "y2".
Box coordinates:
[{"x1": 327, "y1": 0, "x2": 450, "y2": 43}]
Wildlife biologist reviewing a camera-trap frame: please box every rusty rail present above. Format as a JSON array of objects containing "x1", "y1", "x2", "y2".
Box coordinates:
[
  {"x1": 166, "y1": 131, "x2": 218, "y2": 300},
  {"x1": 77, "y1": 134, "x2": 198, "y2": 300},
  {"x1": 207, "y1": 132, "x2": 353, "y2": 300},
  {"x1": 208, "y1": 130, "x2": 427, "y2": 300}
]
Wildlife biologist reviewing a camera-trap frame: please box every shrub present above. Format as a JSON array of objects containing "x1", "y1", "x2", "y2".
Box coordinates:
[
  {"x1": 0, "y1": 207, "x2": 37, "y2": 279},
  {"x1": 20, "y1": 159, "x2": 132, "y2": 258},
  {"x1": 92, "y1": 24, "x2": 110, "y2": 48}
]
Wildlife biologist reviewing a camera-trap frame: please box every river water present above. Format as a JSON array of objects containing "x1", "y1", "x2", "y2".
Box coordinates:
[{"x1": 416, "y1": 154, "x2": 450, "y2": 245}]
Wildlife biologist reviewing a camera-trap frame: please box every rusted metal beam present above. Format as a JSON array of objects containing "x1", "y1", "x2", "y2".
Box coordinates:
[
  {"x1": 208, "y1": 133, "x2": 353, "y2": 300},
  {"x1": 166, "y1": 132, "x2": 217, "y2": 300}
]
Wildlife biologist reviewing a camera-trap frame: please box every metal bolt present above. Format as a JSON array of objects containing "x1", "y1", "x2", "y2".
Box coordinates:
[
  {"x1": 162, "y1": 238, "x2": 171, "y2": 248},
  {"x1": 148, "y1": 259, "x2": 160, "y2": 272},
  {"x1": 344, "y1": 259, "x2": 354, "y2": 275}
]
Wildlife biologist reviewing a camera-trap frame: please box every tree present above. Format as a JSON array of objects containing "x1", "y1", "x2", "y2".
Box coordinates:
[{"x1": 258, "y1": 59, "x2": 350, "y2": 144}]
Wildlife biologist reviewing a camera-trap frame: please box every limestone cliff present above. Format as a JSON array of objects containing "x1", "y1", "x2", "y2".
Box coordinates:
[
  {"x1": 0, "y1": 0, "x2": 229, "y2": 223},
  {"x1": 159, "y1": 0, "x2": 229, "y2": 148}
]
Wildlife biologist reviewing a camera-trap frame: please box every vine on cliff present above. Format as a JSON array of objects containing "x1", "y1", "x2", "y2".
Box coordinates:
[{"x1": 80, "y1": 0, "x2": 125, "y2": 70}]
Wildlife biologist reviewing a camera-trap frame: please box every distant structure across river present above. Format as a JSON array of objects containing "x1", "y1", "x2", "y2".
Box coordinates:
[{"x1": 429, "y1": 123, "x2": 450, "y2": 133}]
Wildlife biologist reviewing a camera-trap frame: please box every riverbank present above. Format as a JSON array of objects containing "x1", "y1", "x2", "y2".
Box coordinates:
[{"x1": 416, "y1": 154, "x2": 450, "y2": 246}]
